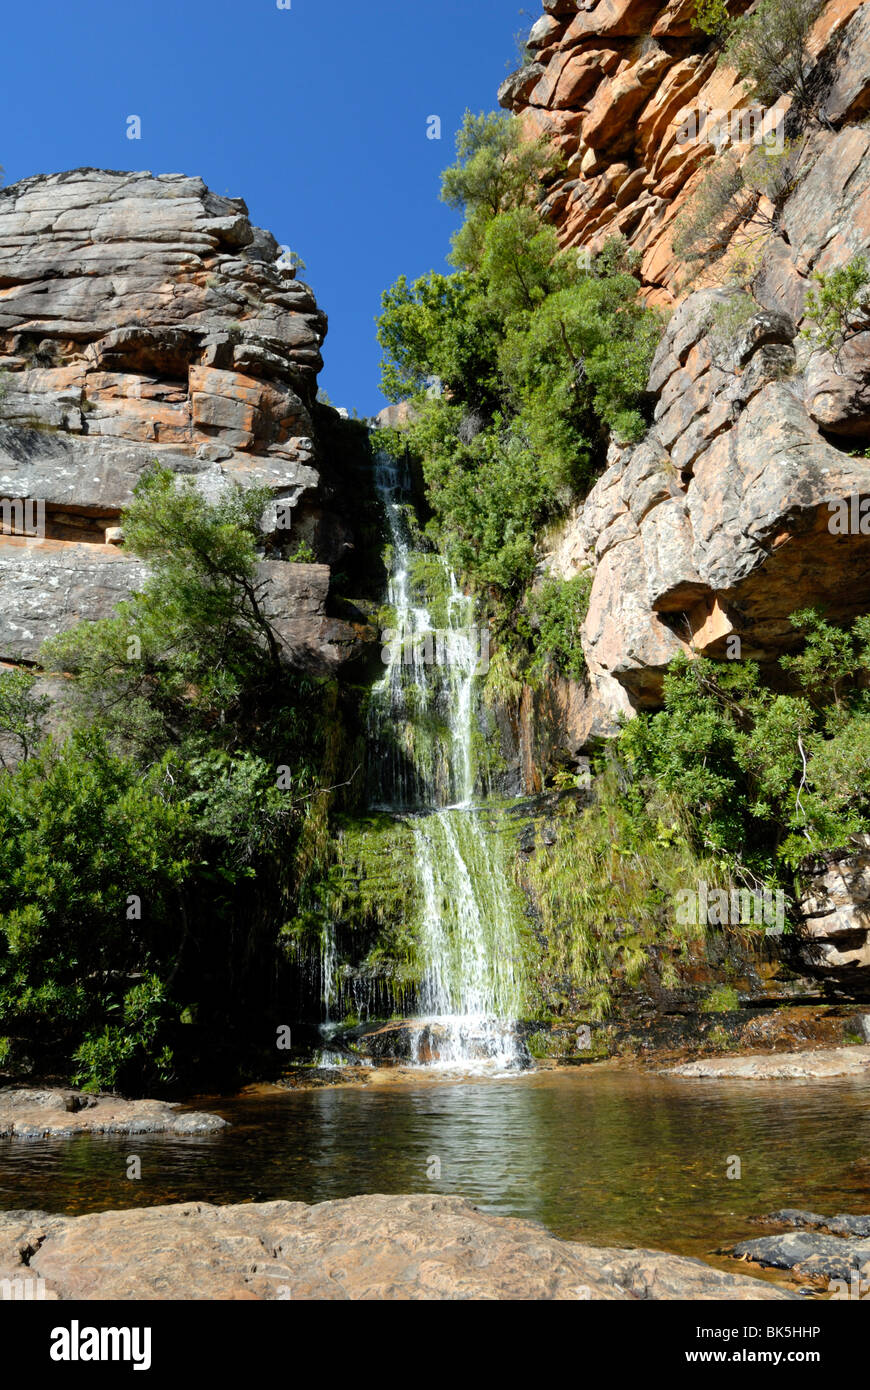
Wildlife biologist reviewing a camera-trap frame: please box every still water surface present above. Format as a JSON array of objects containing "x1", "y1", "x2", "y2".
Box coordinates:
[{"x1": 3, "y1": 1069, "x2": 869, "y2": 1276}]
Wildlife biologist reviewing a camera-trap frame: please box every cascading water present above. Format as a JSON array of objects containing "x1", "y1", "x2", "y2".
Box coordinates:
[{"x1": 368, "y1": 449, "x2": 527, "y2": 1068}]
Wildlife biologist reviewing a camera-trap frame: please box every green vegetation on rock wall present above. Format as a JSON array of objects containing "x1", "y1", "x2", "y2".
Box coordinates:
[{"x1": 623, "y1": 611, "x2": 870, "y2": 878}]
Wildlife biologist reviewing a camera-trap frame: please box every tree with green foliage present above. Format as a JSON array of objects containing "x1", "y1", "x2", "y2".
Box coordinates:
[
  {"x1": 0, "y1": 732, "x2": 192, "y2": 1089},
  {"x1": 499, "y1": 269, "x2": 661, "y2": 450},
  {"x1": 800, "y1": 256, "x2": 870, "y2": 366},
  {"x1": 43, "y1": 464, "x2": 293, "y2": 759},
  {"x1": 442, "y1": 110, "x2": 561, "y2": 272},
  {"x1": 0, "y1": 668, "x2": 49, "y2": 770},
  {"x1": 377, "y1": 112, "x2": 662, "y2": 657},
  {"x1": 0, "y1": 465, "x2": 349, "y2": 1089},
  {"x1": 378, "y1": 271, "x2": 500, "y2": 408}
]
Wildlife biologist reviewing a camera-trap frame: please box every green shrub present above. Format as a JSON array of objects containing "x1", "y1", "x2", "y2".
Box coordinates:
[
  {"x1": 620, "y1": 609, "x2": 870, "y2": 876},
  {"x1": 531, "y1": 573, "x2": 592, "y2": 682},
  {"x1": 1, "y1": 465, "x2": 348, "y2": 1088},
  {"x1": 800, "y1": 256, "x2": 870, "y2": 365},
  {"x1": 722, "y1": 0, "x2": 826, "y2": 109},
  {"x1": 0, "y1": 669, "x2": 49, "y2": 769},
  {"x1": 289, "y1": 539, "x2": 317, "y2": 563},
  {"x1": 701, "y1": 984, "x2": 740, "y2": 1013},
  {"x1": 0, "y1": 733, "x2": 192, "y2": 1087},
  {"x1": 693, "y1": 0, "x2": 733, "y2": 41}
]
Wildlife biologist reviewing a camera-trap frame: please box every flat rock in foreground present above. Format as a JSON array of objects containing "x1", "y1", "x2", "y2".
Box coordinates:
[
  {"x1": 665, "y1": 1045, "x2": 870, "y2": 1079},
  {"x1": 0, "y1": 1194, "x2": 794, "y2": 1300},
  {"x1": 0, "y1": 1088, "x2": 227, "y2": 1139}
]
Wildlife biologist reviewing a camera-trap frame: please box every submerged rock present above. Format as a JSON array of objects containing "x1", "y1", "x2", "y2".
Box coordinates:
[
  {"x1": 0, "y1": 1087, "x2": 227, "y2": 1139},
  {"x1": 759, "y1": 1209, "x2": 870, "y2": 1239},
  {"x1": 0, "y1": 1193, "x2": 795, "y2": 1300}
]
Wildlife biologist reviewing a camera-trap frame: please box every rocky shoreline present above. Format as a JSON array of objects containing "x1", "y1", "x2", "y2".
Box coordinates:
[
  {"x1": 665, "y1": 1044, "x2": 870, "y2": 1080},
  {"x1": 6, "y1": 1037, "x2": 870, "y2": 1122},
  {"x1": 0, "y1": 1088, "x2": 227, "y2": 1140},
  {"x1": 0, "y1": 1193, "x2": 795, "y2": 1301}
]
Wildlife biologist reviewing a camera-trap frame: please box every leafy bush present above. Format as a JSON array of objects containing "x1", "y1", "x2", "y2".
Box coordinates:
[
  {"x1": 0, "y1": 733, "x2": 192, "y2": 1088},
  {"x1": 1, "y1": 465, "x2": 348, "y2": 1088},
  {"x1": 0, "y1": 669, "x2": 49, "y2": 770},
  {"x1": 800, "y1": 256, "x2": 870, "y2": 365},
  {"x1": 693, "y1": 0, "x2": 733, "y2": 41},
  {"x1": 620, "y1": 609, "x2": 870, "y2": 878},
  {"x1": 531, "y1": 573, "x2": 592, "y2": 682},
  {"x1": 723, "y1": 0, "x2": 826, "y2": 109}
]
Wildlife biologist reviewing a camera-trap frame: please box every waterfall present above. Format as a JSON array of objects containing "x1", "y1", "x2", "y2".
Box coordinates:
[
  {"x1": 320, "y1": 921, "x2": 337, "y2": 1021},
  {"x1": 368, "y1": 449, "x2": 527, "y2": 1069}
]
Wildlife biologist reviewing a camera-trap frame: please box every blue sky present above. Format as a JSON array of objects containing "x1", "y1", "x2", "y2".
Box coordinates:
[{"x1": 1, "y1": 0, "x2": 531, "y2": 415}]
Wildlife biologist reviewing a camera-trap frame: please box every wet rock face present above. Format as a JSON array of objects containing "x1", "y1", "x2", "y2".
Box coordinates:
[
  {"x1": 0, "y1": 169, "x2": 362, "y2": 674},
  {"x1": 0, "y1": 1193, "x2": 795, "y2": 1300}
]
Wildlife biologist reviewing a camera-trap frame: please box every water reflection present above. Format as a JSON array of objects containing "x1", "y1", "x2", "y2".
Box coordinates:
[{"x1": 2, "y1": 1070, "x2": 869, "y2": 1273}]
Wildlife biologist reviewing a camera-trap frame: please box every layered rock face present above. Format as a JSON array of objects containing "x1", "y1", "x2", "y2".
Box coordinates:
[
  {"x1": 501, "y1": 0, "x2": 868, "y2": 301},
  {"x1": 496, "y1": 2, "x2": 870, "y2": 979},
  {"x1": 498, "y1": 1, "x2": 870, "y2": 720},
  {"x1": 0, "y1": 169, "x2": 361, "y2": 672},
  {"x1": 798, "y1": 836, "x2": 870, "y2": 984}
]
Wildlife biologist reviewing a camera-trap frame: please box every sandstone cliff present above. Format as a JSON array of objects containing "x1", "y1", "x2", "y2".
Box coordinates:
[
  {"x1": 498, "y1": 0, "x2": 870, "y2": 723},
  {"x1": 0, "y1": 169, "x2": 365, "y2": 673},
  {"x1": 496, "y1": 0, "x2": 870, "y2": 979}
]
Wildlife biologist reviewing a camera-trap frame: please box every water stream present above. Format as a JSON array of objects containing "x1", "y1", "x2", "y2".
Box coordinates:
[{"x1": 363, "y1": 451, "x2": 526, "y2": 1067}]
